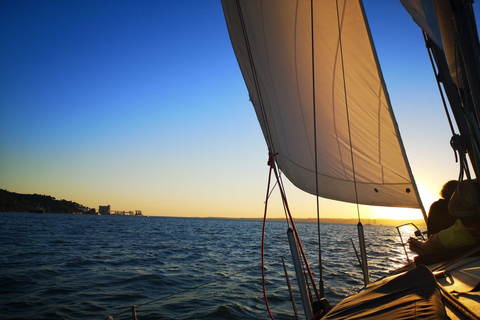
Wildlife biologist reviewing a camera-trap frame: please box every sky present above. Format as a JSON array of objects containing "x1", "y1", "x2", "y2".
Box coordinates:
[{"x1": 1, "y1": 1, "x2": 479, "y2": 220}]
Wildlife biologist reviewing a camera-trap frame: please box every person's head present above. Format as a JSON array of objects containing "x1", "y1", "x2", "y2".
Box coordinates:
[{"x1": 441, "y1": 180, "x2": 457, "y2": 200}]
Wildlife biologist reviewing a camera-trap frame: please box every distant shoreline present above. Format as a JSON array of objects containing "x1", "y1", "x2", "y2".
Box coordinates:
[
  {"x1": 2, "y1": 211, "x2": 426, "y2": 227},
  {"x1": 1, "y1": 188, "x2": 426, "y2": 227},
  {"x1": 144, "y1": 215, "x2": 427, "y2": 227},
  {"x1": 269, "y1": 217, "x2": 427, "y2": 227}
]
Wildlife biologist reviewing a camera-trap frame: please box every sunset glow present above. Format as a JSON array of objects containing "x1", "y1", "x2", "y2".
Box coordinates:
[{"x1": 1, "y1": 1, "x2": 476, "y2": 219}]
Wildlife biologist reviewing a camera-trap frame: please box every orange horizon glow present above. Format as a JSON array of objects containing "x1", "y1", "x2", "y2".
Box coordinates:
[{"x1": 1, "y1": 1, "x2": 469, "y2": 221}]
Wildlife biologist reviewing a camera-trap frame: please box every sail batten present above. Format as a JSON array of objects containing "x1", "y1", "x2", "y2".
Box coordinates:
[{"x1": 222, "y1": 0, "x2": 422, "y2": 208}]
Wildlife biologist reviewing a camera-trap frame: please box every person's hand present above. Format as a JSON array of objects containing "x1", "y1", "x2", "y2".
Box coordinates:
[{"x1": 408, "y1": 237, "x2": 422, "y2": 253}]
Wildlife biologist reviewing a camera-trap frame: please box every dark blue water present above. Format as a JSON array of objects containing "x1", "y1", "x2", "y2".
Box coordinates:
[{"x1": 0, "y1": 212, "x2": 413, "y2": 319}]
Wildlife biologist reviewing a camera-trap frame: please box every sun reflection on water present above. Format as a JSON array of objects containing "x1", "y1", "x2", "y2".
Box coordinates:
[
  {"x1": 371, "y1": 206, "x2": 425, "y2": 221},
  {"x1": 388, "y1": 223, "x2": 422, "y2": 269}
]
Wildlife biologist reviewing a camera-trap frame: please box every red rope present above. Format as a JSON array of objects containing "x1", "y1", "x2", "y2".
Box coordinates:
[
  {"x1": 262, "y1": 163, "x2": 276, "y2": 320},
  {"x1": 261, "y1": 153, "x2": 321, "y2": 320},
  {"x1": 269, "y1": 159, "x2": 321, "y2": 301}
]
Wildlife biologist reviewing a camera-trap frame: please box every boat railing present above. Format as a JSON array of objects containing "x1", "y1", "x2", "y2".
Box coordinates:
[{"x1": 396, "y1": 222, "x2": 426, "y2": 263}]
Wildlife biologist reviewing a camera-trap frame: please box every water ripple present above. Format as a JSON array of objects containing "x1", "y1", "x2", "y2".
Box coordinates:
[{"x1": 0, "y1": 213, "x2": 419, "y2": 319}]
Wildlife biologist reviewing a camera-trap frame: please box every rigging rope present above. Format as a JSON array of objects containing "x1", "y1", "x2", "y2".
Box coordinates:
[
  {"x1": 336, "y1": 0, "x2": 371, "y2": 286},
  {"x1": 267, "y1": 154, "x2": 321, "y2": 302},
  {"x1": 261, "y1": 153, "x2": 322, "y2": 320},
  {"x1": 310, "y1": 0, "x2": 325, "y2": 299},
  {"x1": 235, "y1": 0, "x2": 322, "y2": 315},
  {"x1": 424, "y1": 32, "x2": 457, "y2": 136},
  {"x1": 262, "y1": 158, "x2": 276, "y2": 320},
  {"x1": 335, "y1": 0, "x2": 362, "y2": 222},
  {"x1": 234, "y1": 0, "x2": 276, "y2": 153},
  {"x1": 235, "y1": 0, "x2": 331, "y2": 315},
  {"x1": 424, "y1": 32, "x2": 479, "y2": 209}
]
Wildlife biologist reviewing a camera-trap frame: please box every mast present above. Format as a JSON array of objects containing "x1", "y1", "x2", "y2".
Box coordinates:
[
  {"x1": 447, "y1": 0, "x2": 480, "y2": 178},
  {"x1": 405, "y1": 0, "x2": 480, "y2": 178}
]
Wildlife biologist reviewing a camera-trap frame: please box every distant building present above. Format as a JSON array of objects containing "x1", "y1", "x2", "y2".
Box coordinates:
[
  {"x1": 99, "y1": 205, "x2": 111, "y2": 215},
  {"x1": 77, "y1": 205, "x2": 90, "y2": 213},
  {"x1": 84, "y1": 208, "x2": 97, "y2": 215}
]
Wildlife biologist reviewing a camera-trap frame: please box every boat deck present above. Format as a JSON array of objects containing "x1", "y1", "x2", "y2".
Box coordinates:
[
  {"x1": 435, "y1": 256, "x2": 480, "y2": 319},
  {"x1": 383, "y1": 247, "x2": 480, "y2": 319}
]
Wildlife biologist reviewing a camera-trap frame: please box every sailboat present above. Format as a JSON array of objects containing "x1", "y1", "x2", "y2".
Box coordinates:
[{"x1": 222, "y1": 0, "x2": 480, "y2": 319}]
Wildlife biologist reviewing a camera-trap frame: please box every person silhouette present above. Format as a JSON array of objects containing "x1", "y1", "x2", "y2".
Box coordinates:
[
  {"x1": 427, "y1": 180, "x2": 457, "y2": 237},
  {"x1": 409, "y1": 180, "x2": 479, "y2": 255}
]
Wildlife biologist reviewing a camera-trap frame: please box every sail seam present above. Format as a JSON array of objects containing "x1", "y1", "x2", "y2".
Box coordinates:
[
  {"x1": 377, "y1": 85, "x2": 384, "y2": 185},
  {"x1": 295, "y1": 1, "x2": 316, "y2": 166},
  {"x1": 335, "y1": 0, "x2": 362, "y2": 221},
  {"x1": 331, "y1": 2, "x2": 350, "y2": 181}
]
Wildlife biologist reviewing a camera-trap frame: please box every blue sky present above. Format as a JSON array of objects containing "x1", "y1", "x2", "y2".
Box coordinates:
[{"x1": 1, "y1": 1, "x2": 478, "y2": 219}]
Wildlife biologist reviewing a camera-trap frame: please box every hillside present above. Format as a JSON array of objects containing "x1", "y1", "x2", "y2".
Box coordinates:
[{"x1": 0, "y1": 189, "x2": 92, "y2": 214}]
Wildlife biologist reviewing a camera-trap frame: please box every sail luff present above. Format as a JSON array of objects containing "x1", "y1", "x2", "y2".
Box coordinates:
[
  {"x1": 357, "y1": 0, "x2": 427, "y2": 219},
  {"x1": 229, "y1": 0, "x2": 276, "y2": 155}
]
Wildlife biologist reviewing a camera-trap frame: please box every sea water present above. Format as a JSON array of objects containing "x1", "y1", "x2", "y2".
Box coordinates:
[{"x1": 0, "y1": 212, "x2": 415, "y2": 319}]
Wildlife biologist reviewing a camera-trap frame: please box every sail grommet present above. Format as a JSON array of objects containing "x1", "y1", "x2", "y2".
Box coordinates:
[{"x1": 406, "y1": 188, "x2": 411, "y2": 193}]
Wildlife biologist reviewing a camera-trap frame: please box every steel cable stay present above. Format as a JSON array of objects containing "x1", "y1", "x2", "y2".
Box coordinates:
[
  {"x1": 234, "y1": 0, "x2": 276, "y2": 153},
  {"x1": 335, "y1": 0, "x2": 370, "y2": 286},
  {"x1": 423, "y1": 32, "x2": 457, "y2": 136},
  {"x1": 234, "y1": 0, "x2": 327, "y2": 318},
  {"x1": 310, "y1": 0, "x2": 325, "y2": 300},
  {"x1": 261, "y1": 153, "x2": 323, "y2": 320},
  {"x1": 423, "y1": 32, "x2": 480, "y2": 210},
  {"x1": 261, "y1": 157, "x2": 277, "y2": 320}
]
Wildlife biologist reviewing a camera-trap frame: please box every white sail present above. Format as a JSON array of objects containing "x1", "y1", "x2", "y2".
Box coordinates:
[
  {"x1": 400, "y1": 0, "x2": 444, "y2": 49},
  {"x1": 222, "y1": 0, "x2": 421, "y2": 208}
]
